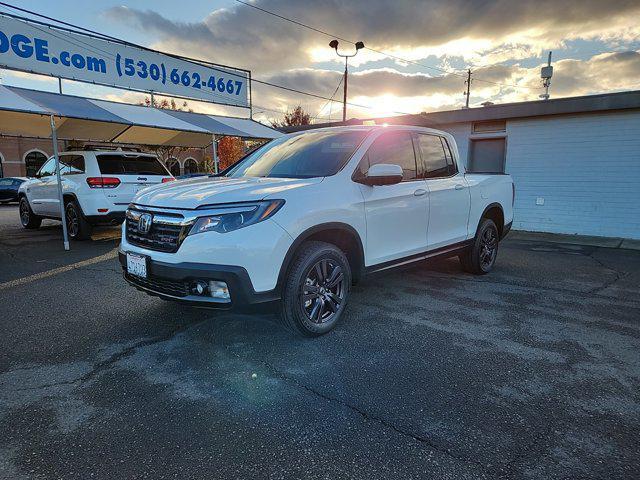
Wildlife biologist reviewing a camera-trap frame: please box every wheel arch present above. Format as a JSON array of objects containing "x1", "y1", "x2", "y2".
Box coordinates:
[
  {"x1": 277, "y1": 222, "x2": 365, "y2": 290},
  {"x1": 477, "y1": 202, "x2": 505, "y2": 238}
]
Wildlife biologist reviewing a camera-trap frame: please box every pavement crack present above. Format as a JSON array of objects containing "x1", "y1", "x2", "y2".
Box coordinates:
[
  {"x1": 78, "y1": 319, "x2": 207, "y2": 384},
  {"x1": 587, "y1": 249, "x2": 628, "y2": 295},
  {"x1": 221, "y1": 339, "x2": 485, "y2": 470},
  {"x1": 15, "y1": 320, "x2": 206, "y2": 392}
]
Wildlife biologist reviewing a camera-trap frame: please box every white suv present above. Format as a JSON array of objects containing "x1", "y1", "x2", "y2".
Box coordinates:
[
  {"x1": 19, "y1": 149, "x2": 173, "y2": 239},
  {"x1": 120, "y1": 126, "x2": 514, "y2": 336}
]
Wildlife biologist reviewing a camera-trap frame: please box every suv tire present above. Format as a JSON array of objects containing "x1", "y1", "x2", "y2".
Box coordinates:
[
  {"x1": 19, "y1": 197, "x2": 42, "y2": 229},
  {"x1": 65, "y1": 199, "x2": 92, "y2": 241},
  {"x1": 459, "y1": 218, "x2": 499, "y2": 275},
  {"x1": 280, "y1": 241, "x2": 351, "y2": 337}
]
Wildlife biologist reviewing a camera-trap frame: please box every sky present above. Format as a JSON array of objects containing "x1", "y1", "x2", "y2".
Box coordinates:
[{"x1": 2, "y1": 0, "x2": 640, "y2": 124}]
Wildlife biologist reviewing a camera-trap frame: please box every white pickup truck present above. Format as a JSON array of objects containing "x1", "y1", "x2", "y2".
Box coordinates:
[{"x1": 119, "y1": 125, "x2": 514, "y2": 336}]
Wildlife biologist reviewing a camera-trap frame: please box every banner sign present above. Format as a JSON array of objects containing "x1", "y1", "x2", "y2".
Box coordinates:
[{"x1": 0, "y1": 14, "x2": 250, "y2": 108}]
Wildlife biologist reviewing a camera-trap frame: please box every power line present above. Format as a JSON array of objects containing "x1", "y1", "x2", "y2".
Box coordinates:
[
  {"x1": 313, "y1": 76, "x2": 343, "y2": 120},
  {"x1": 234, "y1": 0, "x2": 540, "y2": 92},
  {"x1": 0, "y1": 2, "x2": 411, "y2": 116}
]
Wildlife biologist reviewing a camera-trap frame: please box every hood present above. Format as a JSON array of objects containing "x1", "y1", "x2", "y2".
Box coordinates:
[{"x1": 132, "y1": 176, "x2": 323, "y2": 209}]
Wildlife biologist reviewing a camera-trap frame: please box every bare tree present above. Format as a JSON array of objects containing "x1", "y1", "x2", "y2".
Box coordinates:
[
  {"x1": 270, "y1": 105, "x2": 311, "y2": 129},
  {"x1": 139, "y1": 97, "x2": 194, "y2": 168}
]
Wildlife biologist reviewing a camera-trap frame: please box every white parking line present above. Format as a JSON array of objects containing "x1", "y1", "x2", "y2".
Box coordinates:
[{"x1": 0, "y1": 249, "x2": 119, "y2": 291}]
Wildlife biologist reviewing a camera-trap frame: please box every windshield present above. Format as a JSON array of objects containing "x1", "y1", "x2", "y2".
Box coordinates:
[{"x1": 226, "y1": 130, "x2": 368, "y2": 179}]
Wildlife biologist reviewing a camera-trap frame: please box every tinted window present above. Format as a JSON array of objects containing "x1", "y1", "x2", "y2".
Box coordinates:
[
  {"x1": 361, "y1": 132, "x2": 417, "y2": 181},
  {"x1": 97, "y1": 155, "x2": 169, "y2": 175},
  {"x1": 417, "y1": 135, "x2": 449, "y2": 178},
  {"x1": 60, "y1": 155, "x2": 85, "y2": 175},
  {"x1": 441, "y1": 138, "x2": 458, "y2": 174},
  {"x1": 38, "y1": 158, "x2": 56, "y2": 177},
  {"x1": 227, "y1": 131, "x2": 367, "y2": 179},
  {"x1": 0, "y1": 179, "x2": 12, "y2": 186}
]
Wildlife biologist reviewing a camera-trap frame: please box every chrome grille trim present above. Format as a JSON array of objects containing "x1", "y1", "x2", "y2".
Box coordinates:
[{"x1": 125, "y1": 206, "x2": 194, "y2": 253}]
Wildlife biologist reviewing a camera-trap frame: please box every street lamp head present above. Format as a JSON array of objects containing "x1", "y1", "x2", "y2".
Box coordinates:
[
  {"x1": 329, "y1": 39, "x2": 339, "y2": 50},
  {"x1": 355, "y1": 41, "x2": 365, "y2": 50}
]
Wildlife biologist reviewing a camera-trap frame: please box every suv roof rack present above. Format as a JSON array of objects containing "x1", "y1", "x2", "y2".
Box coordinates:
[{"x1": 80, "y1": 145, "x2": 144, "y2": 153}]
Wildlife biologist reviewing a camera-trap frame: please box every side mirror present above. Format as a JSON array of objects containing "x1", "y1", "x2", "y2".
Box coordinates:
[{"x1": 363, "y1": 163, "x2": 403, "y2": 186}]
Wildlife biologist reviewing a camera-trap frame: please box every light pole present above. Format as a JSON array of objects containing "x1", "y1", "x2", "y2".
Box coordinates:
[{"x1": 329, "y1": 39, "x2": 364, "y2": 122}]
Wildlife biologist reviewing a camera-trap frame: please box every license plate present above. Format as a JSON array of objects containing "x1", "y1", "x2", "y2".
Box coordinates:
[{"x1": 126, "y1": 253, "x2": 147, "y2": 278}]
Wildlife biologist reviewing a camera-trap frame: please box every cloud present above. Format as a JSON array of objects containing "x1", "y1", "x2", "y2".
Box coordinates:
[
  {"x1": 249, "y1": 49, "x2": 640, "y2": 120},
  {"x1": 100, "y1": 1, "x2": 640, "y2": 123},
  {"x1": 104, "y1": 1, "x2": 640, "y2": 73}
]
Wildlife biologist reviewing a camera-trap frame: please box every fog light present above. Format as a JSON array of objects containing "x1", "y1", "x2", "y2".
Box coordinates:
[
  {"x1": 209, "y1": 280, "x2": 230, "y2": 300},
  {"x1": 191, "y1": 281, "x2": 208, "y2": 296}
]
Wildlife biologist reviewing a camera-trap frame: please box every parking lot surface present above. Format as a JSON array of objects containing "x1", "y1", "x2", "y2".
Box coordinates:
[{"x1": 1, "y1": 203, "x2": 639, "y2": 479}]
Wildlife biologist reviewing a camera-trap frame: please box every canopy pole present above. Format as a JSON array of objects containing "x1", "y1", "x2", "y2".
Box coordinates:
[
  {"x1": 50, "y1": 115, "x2": 69, "y2": 251},
  {"x1": 212, "y1": 134, "x2": 218, "y2": 174}
]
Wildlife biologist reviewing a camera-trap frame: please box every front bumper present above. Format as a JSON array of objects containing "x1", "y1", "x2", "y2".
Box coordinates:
[
  {"x1": 85, "y1": 211, "x2": 126, "y2": 225},
  {"x1": 119, "y1": 251, "x2": 280, "y2": 309}
]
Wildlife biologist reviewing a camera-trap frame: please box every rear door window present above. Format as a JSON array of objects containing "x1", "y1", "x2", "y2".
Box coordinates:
[
  {"x1": 97, "y1": 155, "x2": 169, "y2": 175},
  {"x1": 60, "y1": 155, "x2": 85, "y2": 175},
  {"x1": 416, "y1": 134, "x2": 450, "y2": 178},
  {"x1": 440, "y1": 138, "x2": 458, "y2": 175}
]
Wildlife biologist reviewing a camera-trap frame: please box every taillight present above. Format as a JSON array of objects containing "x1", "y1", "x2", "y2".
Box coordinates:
[
  {"x1": 162, "y1": 177, "x2": 175, "y2": 183},
  {"x1": 86, "y1": 177, "x2": 121, "y2": 188},
  {"x1": 512, "y1": 183, "x2": 516, "y2": 206}
]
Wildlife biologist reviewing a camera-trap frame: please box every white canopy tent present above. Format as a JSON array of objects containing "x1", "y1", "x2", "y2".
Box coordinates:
[
  {"x1": 0, "y1": 85, "x2": 282, "y2": 249},
  {"x1": 0, "y1": 85, "x2": 281, "y2": 145}
]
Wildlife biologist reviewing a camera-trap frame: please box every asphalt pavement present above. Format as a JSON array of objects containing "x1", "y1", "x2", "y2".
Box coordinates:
[{"x1": 1, "y1": 203, "x2": 639, "y2": 479}]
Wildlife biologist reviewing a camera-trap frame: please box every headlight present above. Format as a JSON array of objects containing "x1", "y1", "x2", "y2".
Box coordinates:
[{"x1": 188, "y1": 199, "x2": 285, "y2": 235}]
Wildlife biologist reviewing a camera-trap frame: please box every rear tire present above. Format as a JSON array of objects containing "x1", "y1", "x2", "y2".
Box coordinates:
[
  {"x1": 459, "y1": 218, "x2": 499, "y2": 275},
  {"x1": 65, "y1": 200, "x2": 92, "y2": 241},
  {"x1": 19, "y1": 197, "x2": 42, "y2": 229},
  {"x1": 280, "y1": 241, "x2": 351, "y2": 337}
]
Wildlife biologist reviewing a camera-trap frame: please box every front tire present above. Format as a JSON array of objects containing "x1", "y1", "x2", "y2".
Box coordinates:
[
  {"x1": 280, "y1": 241, "x2": 351, "y2": 337},
  {"x1": 65, "y1": 200, "x2": 92, "y2": 240},
  {"x1": 459, "y1": 218, "x2": 499, "y2": 275},
  {"x1": 19, "y1": 197, "x2": 42, "y2": 229}
]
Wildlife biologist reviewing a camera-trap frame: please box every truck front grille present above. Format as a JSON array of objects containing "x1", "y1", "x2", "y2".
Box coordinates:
[
  {"x1": 125, "y1": 208, "x2": 192, "y2": 253},
  {"x1": 124, "y1": 272, "x2": 189, "y2": 297}
]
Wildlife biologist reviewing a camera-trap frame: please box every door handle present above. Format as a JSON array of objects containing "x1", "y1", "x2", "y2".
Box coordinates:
[
  {"x1": 454, "y1": 184, "x2": 465, "y2": 190},
  {"x1": 414, "y1": 189, "x2": 427, "y2": 196}
]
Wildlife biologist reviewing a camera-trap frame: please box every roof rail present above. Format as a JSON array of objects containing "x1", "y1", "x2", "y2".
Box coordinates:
[{"x1": 80, "y1": 145, "x2": 144, "y2": 152}]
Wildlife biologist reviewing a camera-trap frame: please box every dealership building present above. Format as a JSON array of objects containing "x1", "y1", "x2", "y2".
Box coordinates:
[{"x1": 288, "y1": 90, "x2": 640, "y2": 240}]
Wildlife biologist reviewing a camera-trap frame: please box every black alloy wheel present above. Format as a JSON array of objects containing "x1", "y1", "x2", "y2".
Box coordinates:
[
  {"x1": 280, "y1": 241, "x2": 352, "y2": 336},
  {"x1": 459, "y1": 218, "x2": 499, "y2": 275},
  {"x1": 479, "y1": 223, "x2": 498, "y2": 271},
  {"x1": 302, "y1": 258, "x2": 346, "y2": 324}
]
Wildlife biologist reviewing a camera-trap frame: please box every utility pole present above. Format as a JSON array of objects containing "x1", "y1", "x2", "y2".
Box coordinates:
[
  {"x1": 342, "y1": 57, "x2": 348, "y2": 122},
  {"x1": 464, "y1": 69, "x2": 472, "y2": 109},
  {"x1": 329, "y1": 39, "x2": 364, "y2": 123}
]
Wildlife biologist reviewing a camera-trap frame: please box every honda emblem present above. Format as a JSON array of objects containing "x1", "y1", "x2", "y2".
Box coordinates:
[{"x1": 138, "y1": 213, "x2": 153, "y2": 234}]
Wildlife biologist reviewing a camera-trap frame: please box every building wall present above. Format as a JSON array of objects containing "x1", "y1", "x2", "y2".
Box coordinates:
[
  {"x1": 439, "y1": 110, "x2": 640, "y2": 240},
  {"x1": 0, "y1": 137, "x2": 208, "y2": 177},
  {"x1": 0, "y1": 137, "x2": 63, "y2": 177}
]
